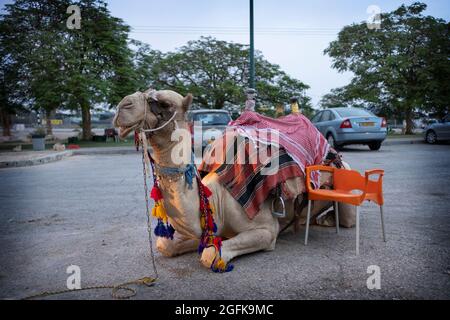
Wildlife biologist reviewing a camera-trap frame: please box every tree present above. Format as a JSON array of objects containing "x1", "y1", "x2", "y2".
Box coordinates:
[
  {"x1": 0, "y1": 0, "x2": 69, "y2": 135},
  {"x1": 324, "y1": 2, "x2": 450, "y2": 133},
  {"x1": 62, "y1": 0, "x2": 136, "y2": 140},
  {"x1": 0, "y1": 0, "x2": 136, "y2": 139},
  {"x1": 150, "y1": 37, "x2": 310, "y2": 112},
  {"x1": 319, "y1": 88, "x2": 350, "y2": 109}
]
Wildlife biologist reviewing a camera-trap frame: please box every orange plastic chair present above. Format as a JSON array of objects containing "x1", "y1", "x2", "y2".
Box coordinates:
[{"x1": 305, "y1": 165, "x2": 386, "y2": 255}]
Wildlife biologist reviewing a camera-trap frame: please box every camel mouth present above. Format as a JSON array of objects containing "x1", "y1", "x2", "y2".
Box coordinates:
[{"x1": 118, "y1": 125, "x2": 137, "y2": 139}]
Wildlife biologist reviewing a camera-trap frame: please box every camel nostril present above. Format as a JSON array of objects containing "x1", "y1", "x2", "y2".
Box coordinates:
[{"x1": 120, "y1": 101, "x2": 133, "y2": 109}]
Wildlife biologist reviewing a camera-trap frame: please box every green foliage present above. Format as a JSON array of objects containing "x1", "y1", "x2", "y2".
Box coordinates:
[
  {"x1": 1, "y1": 3, "x2": 311, "y2": 139},
  {"x1": 0, "y1": 0, "x2": 137, "y2": 139},
  {"x1": 148, "y1": 36, "x2": 310, "y2": 110},
  {"x1": 324, "y1": 2, "x2": 450, "y2": 132}
]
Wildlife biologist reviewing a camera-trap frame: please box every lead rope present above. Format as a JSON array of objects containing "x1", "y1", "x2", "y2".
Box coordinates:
[{"x1": 23, "y1": 139, "x2": 158, "y2": 300}]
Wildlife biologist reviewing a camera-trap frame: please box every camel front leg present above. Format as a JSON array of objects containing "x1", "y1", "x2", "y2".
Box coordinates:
[
  {"x1": 156, "y1": 235, "x2": 199, "y2": 257},
  {"x1": 200, "y1": 228, "x2": 277, "y2": 268}
]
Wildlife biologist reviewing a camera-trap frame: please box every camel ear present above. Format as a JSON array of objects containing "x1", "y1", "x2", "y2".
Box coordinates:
[{"x1": 182, "y1": 94, "x2": 193, "y2": 112}]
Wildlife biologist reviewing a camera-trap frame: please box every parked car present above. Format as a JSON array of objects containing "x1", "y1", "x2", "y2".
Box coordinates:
[
  {"x1": 423, "y1": 114, "x2": 450, "y2": 144},
  {"x1": 186, "y1": 109, "x2": 232, "y2": 149},
  {"x1": 311, "y1": 107, "x2": 387, "y2": 150}
]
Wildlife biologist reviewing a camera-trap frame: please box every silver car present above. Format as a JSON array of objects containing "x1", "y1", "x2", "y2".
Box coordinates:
[
  {"x1": 311, "y1": 107, "x2": 387, "y2": 150},
  {"x1": 423, "y1": 114, "x2": 450, "y2": 144},
  {"x1": 186, "y1": 109, "x2": 232, "y2": 149}
]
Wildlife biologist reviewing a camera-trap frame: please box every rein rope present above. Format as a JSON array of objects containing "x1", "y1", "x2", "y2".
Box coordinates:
[{"x1": 137, "y1": 116, "x2": 233, "y2": 272}]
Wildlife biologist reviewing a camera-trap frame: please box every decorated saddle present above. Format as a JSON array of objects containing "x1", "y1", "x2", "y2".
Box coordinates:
[{"x1": 199, "y1": 111, "x2": 334, "y2": 218}]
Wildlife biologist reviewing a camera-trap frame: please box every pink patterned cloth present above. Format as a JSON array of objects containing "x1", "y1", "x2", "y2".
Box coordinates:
[{"x1": 229, "y1": 111, "x2": 329, "y2": 187}]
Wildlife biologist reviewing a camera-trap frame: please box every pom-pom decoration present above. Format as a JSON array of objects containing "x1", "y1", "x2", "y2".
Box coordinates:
[{"x1": 196, "y1": 176, "x2": 233, "y2": 273}]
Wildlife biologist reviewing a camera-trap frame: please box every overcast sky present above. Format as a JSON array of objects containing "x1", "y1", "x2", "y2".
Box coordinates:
[{"x1": 1, "y1": 0, "x2": 449, "y2": 107}]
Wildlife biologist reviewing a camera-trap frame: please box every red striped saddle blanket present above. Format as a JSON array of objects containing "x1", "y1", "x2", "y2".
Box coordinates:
[{"x1": 199, "y1": 111, "x2": 334, "y2": 219}]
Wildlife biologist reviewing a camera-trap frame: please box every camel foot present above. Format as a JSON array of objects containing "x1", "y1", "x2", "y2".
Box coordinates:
[{"x1": 200, "y1": 246, "x2": 217, "y2": 269}]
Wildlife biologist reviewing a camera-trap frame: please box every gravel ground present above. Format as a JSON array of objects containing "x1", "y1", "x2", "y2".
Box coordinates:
[{"x1": 0, "y1": 143, "x2": 449, "y2": 299}]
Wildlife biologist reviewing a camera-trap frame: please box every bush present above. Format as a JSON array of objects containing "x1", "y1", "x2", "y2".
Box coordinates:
[
  {"x1": 68, "y1": 136, "x2": 79, "y2": 144},
  {"x1": 92, "y1": 135, "x2": 106, "y2": 142}
]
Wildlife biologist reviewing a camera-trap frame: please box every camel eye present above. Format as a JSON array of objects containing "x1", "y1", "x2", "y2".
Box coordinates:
[{"x1": 150, "y1": 102, "x2": 163, "y2": 117}]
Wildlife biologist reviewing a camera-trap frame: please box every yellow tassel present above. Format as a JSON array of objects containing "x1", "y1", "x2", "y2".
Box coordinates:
[
  {"x1": 153, "y1": 201, "x2": 168, "y2": 222},
  {"x1": 200, "y1": 216, "x2": 206, "y2": 228},
  {"x1": 210, "y1": 204, "x2": 215, "y2": 216},
  {"x1": 214, "y1": 258, "x2": 226, "y2": 271}
]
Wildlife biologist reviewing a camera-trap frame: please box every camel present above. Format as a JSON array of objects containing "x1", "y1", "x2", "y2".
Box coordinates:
[{"x1": 113, "y1": 88, "x2": 356, "y2": 270}]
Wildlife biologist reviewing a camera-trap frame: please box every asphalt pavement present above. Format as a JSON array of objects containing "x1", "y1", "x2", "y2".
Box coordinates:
[{"x1": 0, "y1": 143, "x2": 449, "y2": 299}]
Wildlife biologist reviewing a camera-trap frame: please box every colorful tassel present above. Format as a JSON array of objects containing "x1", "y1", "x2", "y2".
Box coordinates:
[
  {"x1": 148, "y1": 155, "x2": 176, "y2": 240},
  {"x1": 197, "y1": 176, "x2": 233, "y2": 272},
  {"x1": 146, "y1": 149, "x2": 232, "y2": 272},
  {"x1": 154, "y1": 219, "x2": 175, "y2": 240},
  {"x1": 211, "y1": 257, "x2": 234, "y2": 273},
  {"x1": 150, "y1": 186, "x2": 163, "y2": 201}
]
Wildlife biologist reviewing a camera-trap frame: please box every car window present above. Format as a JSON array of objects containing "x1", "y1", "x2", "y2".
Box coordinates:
[
  {"x1": 321, "y1": 111, "x2": 331, "y2": 122},
  {"x1": 193, "y1": 112, "x2": 231, "y2": 125},
  {"x1": 336, "y1": 108, "x2": 374, "y2": 117},
  {"x1": 329, "y1": 111, "x2": 336, "y2": 120},
  {"x1": 311, "y1": 112, "x2": 322, "y2": 123}
]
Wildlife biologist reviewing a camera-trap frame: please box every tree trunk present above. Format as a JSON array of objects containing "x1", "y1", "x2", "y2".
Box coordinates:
[
  {"x1": 1, "y1": 109, "x2": 12, "y2": 136},
  {"x1": 404, "y1": 109, "x2": 414, "y2": 135},
  {"x1": 214, "y1": 99, "x2": 225, "y2": 109},
  {"x1": 81, "y1": 103, "x2": 92, "y2": 140},
  {"x1": 45, "y1": 109, "x2": 53, "y2": 136}
]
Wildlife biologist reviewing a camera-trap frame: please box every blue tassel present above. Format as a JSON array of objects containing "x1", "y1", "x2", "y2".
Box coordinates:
[
  {"x1": 154, "y1": 219, "x2": 175, "y2": 240},
  {"x1": 211, "y1": 263, "x2": 234, "y2": 273}
]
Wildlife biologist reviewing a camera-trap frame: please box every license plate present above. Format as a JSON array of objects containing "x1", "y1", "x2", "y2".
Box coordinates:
[{"x1": 359, "y1": 122, "x2": 375, "y2": 127}]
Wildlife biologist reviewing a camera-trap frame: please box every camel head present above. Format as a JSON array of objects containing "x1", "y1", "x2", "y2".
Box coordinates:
[{"x1": 113, "y1": 88, "x2": 193, "y2": 144}]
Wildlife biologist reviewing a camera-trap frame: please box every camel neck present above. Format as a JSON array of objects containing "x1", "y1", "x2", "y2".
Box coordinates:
[{"x1": 157, "y1": 172, "x2": 202, "y2": 238}]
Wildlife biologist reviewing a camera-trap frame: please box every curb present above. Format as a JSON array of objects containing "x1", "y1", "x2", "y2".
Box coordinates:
[
  {"x1": 383, "y1": 138, "x2": 424, "y2": 146},
  {"x1": 71, "y1": 147, "x2": 137, "y2": 155},
  {"x1": 0, "y1": 151, "x2": 73, "y2": 169}
]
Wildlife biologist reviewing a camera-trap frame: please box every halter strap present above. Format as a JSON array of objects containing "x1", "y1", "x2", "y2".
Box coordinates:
[{"x1": 138, "y1": 90, "x2": 179, "y2": 133}]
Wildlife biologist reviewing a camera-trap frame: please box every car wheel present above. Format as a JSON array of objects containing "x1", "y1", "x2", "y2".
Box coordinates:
[
  {"x1": 326, "y1": 134, "x2": 341, "y2": 150},
  {"x1": 368, "y1": 141, "x2": 382, "y2": 151},
  {"x1": 425, "y1": 130, "x2": 437, "y2": 144}
]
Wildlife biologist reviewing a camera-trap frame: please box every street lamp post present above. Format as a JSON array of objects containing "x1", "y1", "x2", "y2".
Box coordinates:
[{"x1": 249, "y1": 0, "x2": 255, "y2": 90}]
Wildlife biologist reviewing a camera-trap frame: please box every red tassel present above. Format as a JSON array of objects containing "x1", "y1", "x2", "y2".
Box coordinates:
[
  {"x1": 203, "y1": 185, "x2": 213, "y2": 198},
  {"x1": 207, "y1": 215, "x2": 214, "y2": 230},
  {"x1": 213, "y1": 237, "x2": 222, "y2": 249},
  {"x1": 150, "y1": 186, "x2": 163, "y2": 201}
]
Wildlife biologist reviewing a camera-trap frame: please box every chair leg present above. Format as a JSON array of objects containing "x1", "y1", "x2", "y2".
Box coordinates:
[
  {"x1": 356, "y1": 206, "x2": 360, "y2": 255},
  {"x1": 380, "y1": 205, "x2": 386, "y2": 242},
  {"x1": 304, "y1": 200, "x2": 311, "y2": 245},
  {"x1": 334, "y1": 201, "x2": 339, "y2": 234}
]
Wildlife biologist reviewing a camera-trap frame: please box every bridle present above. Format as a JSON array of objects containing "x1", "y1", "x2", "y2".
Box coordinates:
[{"x1": 138, "y1": 90, "x2": 179, "y2": 134}]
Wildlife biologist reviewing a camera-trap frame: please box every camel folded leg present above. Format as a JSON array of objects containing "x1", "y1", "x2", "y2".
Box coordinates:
[
  {"x1": 200, "y1": 227, "x2": 277, "y2": 268},
  {"x1": 156, "y1": 235, "x2": 199, "y2": 257}
]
